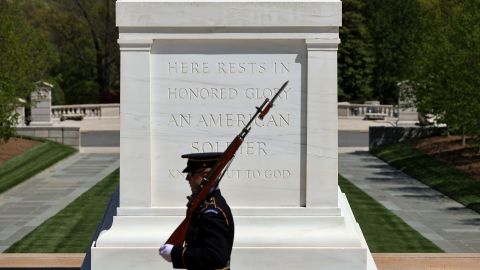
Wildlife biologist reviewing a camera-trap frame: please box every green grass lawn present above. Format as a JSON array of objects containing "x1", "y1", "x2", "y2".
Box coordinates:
[
  {"x1": 0, "y1": 140, "x2": 76, "y2": 194},
  {"x1": 339, "y1": 175, "x2": 442, "y2": 253},
  {"x1": 372, "y1": 143, "x2": 480, "y2": 214},
  {"x1": 5, "y1": 169, "x2": 119, "y2": 253},
  {"x1": 6, "y1": 169, "x2": 441, "y2": 253}
]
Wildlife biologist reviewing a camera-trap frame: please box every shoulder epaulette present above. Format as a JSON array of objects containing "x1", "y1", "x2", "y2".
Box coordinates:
[{"x1": 200, "y1": 197, "x2": 230, "y2": 226}]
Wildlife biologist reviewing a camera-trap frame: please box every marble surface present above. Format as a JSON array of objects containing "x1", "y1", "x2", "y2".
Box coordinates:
[
  {"x1": 30, "y1": 84, "x2": 53, "y2": 126},
  {"x1": 92, "y1": 1, "x2": 377, "y2": 269},
  {"x1": 150, "y1": 39, "x2": 304, "y2": 207},
  {"x1": 93, "y1": 192, "x2": 375, "y2": 270},
  {"x1": 116, "y1": 37, "x2": 342, "y2": 212},
  {"x1": 116, "y1": 0, "x2": 342, "y2": 28}
]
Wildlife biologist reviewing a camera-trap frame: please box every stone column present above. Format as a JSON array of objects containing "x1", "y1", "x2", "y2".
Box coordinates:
[
  {"x1": 305, "y1": 38, "x2": 340, "y2": 208},
  {"x1": 118, "y1": 40, "x2": 153, "y2": 208}
]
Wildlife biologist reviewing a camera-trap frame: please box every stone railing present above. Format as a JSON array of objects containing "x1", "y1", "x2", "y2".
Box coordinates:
[
  {"x1": 51, "y1": 103, "x2": 398, "y2": 120},
  {"x1": 51, "y1": 104, "x2": 120, "y2": 119},
  {"x1": 338, "y1": 103, "x2": 398, "y2": 119}
]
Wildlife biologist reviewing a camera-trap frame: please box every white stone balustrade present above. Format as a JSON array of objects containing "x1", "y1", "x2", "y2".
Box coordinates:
[
  {"x1": 51, "y1": 104, "x2": 120, "y2": 119},
  {"x1": 338, "y1": 104, "x2": 398, "y2": 118},
  {"x1": 53, "y1": 103, "x2": 395, "y2": 120}
]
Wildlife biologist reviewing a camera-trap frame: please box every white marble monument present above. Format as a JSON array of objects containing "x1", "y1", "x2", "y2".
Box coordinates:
[
  {"x1": 398, "y1": 81, "x2": 419, "y2": 125},
  {"x1": 92, "y1": 1, "x2": 377, "y2": 269},
  {"x1": 15, "y1": 98, "x2": 26, "y2": 127},
  {"x1": 29, "y1": 81, "x2": 53, "y2": 126}
]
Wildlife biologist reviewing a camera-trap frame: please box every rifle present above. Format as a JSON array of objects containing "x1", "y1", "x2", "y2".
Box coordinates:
[{"x1": 165, "y1": 80, "x2": 289, "y2": 246}]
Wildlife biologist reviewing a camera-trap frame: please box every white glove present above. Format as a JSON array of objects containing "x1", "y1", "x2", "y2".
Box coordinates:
[{"x1": 159, "y1": 244, "x2": 173, "y2": 262}]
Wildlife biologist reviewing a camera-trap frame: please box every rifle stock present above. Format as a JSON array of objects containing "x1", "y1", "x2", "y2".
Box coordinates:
[
  {"x1": 166, "y1": 217, "x2": 191, "y2": 246},
  {"x1": 165, "y1": 81, "x2": 288, "y2": 246}
]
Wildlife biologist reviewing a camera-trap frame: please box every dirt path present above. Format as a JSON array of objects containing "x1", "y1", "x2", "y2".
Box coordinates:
[
  {"x1": 414, "y1": 136, "x2": 480, "y2": 180},
  {"x1": 0, "y1": 138, "x2": 41, "y2": 165}
]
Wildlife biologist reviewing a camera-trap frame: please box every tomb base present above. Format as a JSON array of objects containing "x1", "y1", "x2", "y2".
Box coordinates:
[{"x1": 91, "y1": 190, "x2": 377, "y2": 270}]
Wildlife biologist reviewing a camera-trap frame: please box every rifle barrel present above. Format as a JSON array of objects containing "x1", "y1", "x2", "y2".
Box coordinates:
[
  {"x1": 271, "y1": 80, "x2": 289, "y2": 104},
  {"x1": 259, "y1": 81, "x2": 289, "y2": 120}
]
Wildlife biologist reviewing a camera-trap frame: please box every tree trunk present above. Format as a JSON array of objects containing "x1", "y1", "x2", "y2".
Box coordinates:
[
  {"x1": 74, "y1": 0, "x2": 107, "y2": 101},
  {"x1": 461, "y1": 126, "x2": 466, "y2": 147}
]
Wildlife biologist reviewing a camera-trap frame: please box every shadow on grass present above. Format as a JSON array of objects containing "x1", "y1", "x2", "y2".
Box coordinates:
[
  {"x1": 364, "y1": 177, "x2": 409, "y2": 183},
  {"x1": 386, "y1": 186, "x2": 436, "y2": 194},
  {"x1": 5, "y1": 169, "x2": 119, "y2": 253},
  {"x1": 339, "y1": 175, "x2": 443, "y2": 253},
  {"x1": 374, "y1": 171, "x2": 407, "y2": 177},
  {"x1": 373, "y1": 143, "x2": 480, "y2": 214},
  {"x1": 401, "y1": 194, "x2": 446, "y2": 201}
]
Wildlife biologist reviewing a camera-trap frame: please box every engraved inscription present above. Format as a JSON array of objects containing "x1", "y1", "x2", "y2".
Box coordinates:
[
  {"x1": 197, "y1": 113, "x2": 289, "y2": 128},
  {"x1": 217, "y1": 62, "x2": 266, "y2": 74},
  {"x1": 167, "y1": 87, "x2": 291, "y2": 100},
  {"x1": 274, "y1": 62, "x2": 290, "y2": 73},
  {"x1": 156, "y1": 54, "x2": 299, "y2": 186},
  {"x1": 167, "y1": 61, "x2": 292, "y2": 74},
  {"x1": 192, "y1": 141, "x2": 268, "y2": 155},
  {"x1": 168, "y1": 114, "x2": 191, "y2": 127},
  {"x1": 226, "y1": 169, "x2": 291, "y2": 179},
  {"x1": 168, "y1": 168, "x2": 292, "y2": 180},
  {"x1": 168, "y1": 87, "x2": 239, "y2": 100},
  {"x1": 168, "y1": 62, "x2": 209, "y2": 74},
  {"x1": 167, "y1": 113, "x2": 290, "y2": 128},
  {"x1": 244, "y1": 87, "x2": 291, "y2": 99}
]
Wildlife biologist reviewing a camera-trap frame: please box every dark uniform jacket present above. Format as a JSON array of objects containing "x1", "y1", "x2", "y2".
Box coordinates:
[{"x1": 171, "y1": 190, "x2": 234, "y2": 270}]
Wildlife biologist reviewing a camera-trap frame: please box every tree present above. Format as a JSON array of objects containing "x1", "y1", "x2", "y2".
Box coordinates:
[
  {"x1": 411, "y1": 0, "x2": 480, "y2": 146},
  {"x1": 338, "y1": 0, "x2": 376, "y2": 103},
  {"x1": 365, "y1": 0, "x2": 422, "y2": 104},
  {"x1": 71, "y1": 0, "x2": 119, "y2": 103},
  {"x1": 19, "y1": 0, "x2": 119, "y2": 104},
  {"x1": 0, "y1": 1, "x2": 56, "y2": 142}
]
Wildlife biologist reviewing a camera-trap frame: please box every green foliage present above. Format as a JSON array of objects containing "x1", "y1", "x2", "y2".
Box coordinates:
[
  {"x1": 6, "y1": 169, "x2": 119, "y2": 253},
  {"x1": 23, "y1": 0, "x2": 119, "y2": 104},
  {"x1": 365, "y1": 0, "x2": 422, "y2": 104},
  {"x1": 0, "y1": 140, "x2": 76, "y2": 194},
  {"x1": 339, "y1": 175, "x2": 442, "y2": 252},
  {"x1": 338, "y1": 0, "x2": 375, "y2": 103},
  {"x1": 0, "y1": 96, "x2": 18, "y2": 142},
  {"x1": 373, "y1": 142, "x2": 480, "y2": 213},
  {"x1": 0, "y1": 2, "x2": 56, "y2": 142},
  {"x1": 50, "y1": 76, "x2": 66, "y2": 105},
  {"x1": 411, "y1": 0, "x2": 480, "y2": 139}
]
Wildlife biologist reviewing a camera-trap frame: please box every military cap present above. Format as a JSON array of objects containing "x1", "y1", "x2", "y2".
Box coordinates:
[{"x1": 181, "y1": 152, "x2": 223, "y2": 173}]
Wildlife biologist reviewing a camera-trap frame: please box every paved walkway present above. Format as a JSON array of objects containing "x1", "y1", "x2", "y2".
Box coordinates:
[
  {"x1": 0, "y1": 152, "x2": 119, "y2": 252},
  {"x1": 339, "y1": 149, "x2": 480, "y2": 253}
]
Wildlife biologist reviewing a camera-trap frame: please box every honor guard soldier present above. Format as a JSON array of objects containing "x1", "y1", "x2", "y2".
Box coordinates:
[{"x1": 159, "y1": 152, "x2": 235, "y2": 270}]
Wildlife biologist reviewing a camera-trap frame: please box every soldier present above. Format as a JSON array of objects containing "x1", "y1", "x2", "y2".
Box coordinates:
[{"x1": 159, "y1": 152, "x2": 235, "y2": 270}]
